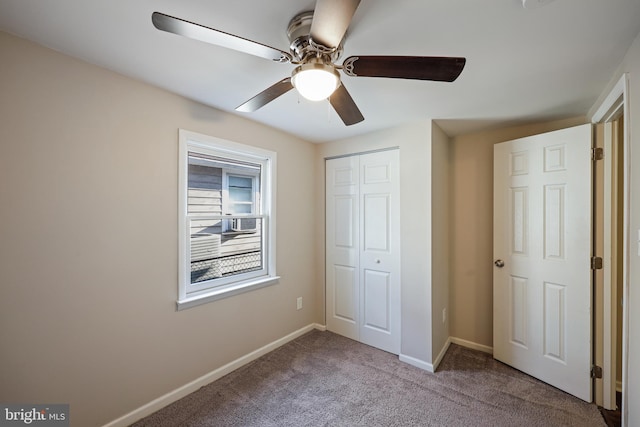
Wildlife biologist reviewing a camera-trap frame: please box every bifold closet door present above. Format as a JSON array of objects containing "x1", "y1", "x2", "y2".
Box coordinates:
[{"x1": 326, "y1": 150, "x2": 400, "y2": 354}]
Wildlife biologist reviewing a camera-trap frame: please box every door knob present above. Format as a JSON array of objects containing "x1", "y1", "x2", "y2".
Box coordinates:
[
  {"x1": 494, "y1": 259, "x2": 505, "y2": 268},
  {"x1": 375, "y1": 259, "x2": 381, "y2": 264}
]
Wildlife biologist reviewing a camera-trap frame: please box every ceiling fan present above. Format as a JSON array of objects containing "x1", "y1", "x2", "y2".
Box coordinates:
[{"x1": 152, "y1": 0, "x2": 466, "y2": 126}]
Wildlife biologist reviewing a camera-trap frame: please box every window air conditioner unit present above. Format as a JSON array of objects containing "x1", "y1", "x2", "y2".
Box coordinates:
[{"x1": 231, "y1": 217, "x2": 257, "y2": 233}]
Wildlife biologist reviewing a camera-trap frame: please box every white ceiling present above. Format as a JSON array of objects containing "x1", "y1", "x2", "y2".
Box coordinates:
[{"x1": 1, "y1": 0, "x2": 639, "y2": 142}]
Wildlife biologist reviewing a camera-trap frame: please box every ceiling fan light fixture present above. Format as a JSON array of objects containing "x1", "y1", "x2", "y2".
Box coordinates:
[{"x1": 291, "y1": 61, "x2": 340, "y2": 101}]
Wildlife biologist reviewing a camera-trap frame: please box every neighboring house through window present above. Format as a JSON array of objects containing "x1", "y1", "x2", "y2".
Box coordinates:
[{"x1": 178, "y1": 130, "x2": 278, "y2": 310}]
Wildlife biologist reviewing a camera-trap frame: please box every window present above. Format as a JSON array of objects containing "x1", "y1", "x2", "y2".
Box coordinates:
[
  {"x1": 223, "y1": 171, "x2": 258, "y2": 232},
  {"x1": 178, "y1": 130, "x2": 278, "y2": 310}
]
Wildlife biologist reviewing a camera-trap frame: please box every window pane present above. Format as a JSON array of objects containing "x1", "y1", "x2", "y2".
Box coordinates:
[
  {"x1": 230, "y1": 203, "x2": 252, "y2": 214},
  {"x1": 189, "y1": 217, "x2": 263, "y2": 285},
  {"x1": 229, "y1": 187, "x2": 252, "y2": 202},
  {"x1": 190, "y1": 232, "x2": 223, "y2": 283},
  {"x1": 229, "y1": 176, "x2": 253, "y2": 189}
]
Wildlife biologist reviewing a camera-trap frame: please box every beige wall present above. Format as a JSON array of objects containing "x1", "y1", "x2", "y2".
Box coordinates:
[
  {"x1": 316, "y1": 121, "x2": 436, "y2": 365},
  {"x1": 430, "y1": 123, "x2": 451, "y2": 360},
  {"x1": 448, "y1": 116, "x2": 587, "y2": 348},
  {"x1": 0, "y1": 31, "x2": 319, "y2": 426}
]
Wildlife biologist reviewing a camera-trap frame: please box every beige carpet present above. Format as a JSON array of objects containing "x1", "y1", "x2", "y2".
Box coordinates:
[{"x1": 132, "y1": 330, "x2": 605, "y2": 426}]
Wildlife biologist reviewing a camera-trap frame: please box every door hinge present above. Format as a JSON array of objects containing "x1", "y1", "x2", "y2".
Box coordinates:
[
  {"x1": 591, "y1": 365, "x2": 603, "y2": 379},
  {"x1": 591, "y1": 256, "x2": 603, "y2": 270},
  {"x1": 592, "y1": 147, "x2": 604, "y2": 161}
]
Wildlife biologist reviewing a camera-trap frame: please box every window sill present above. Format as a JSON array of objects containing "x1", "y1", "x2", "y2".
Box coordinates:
[{"x1": 176, "y1": 276, "x2": 280, "y2": 311}]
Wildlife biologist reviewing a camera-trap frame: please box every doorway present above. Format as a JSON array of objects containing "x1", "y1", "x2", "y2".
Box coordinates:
[
  {"x1": 594, "y1": 116, "x2": 625, "y2": 425},
  {"x1": 591, "y1": 74, "x2": 629, "y2": 420}
]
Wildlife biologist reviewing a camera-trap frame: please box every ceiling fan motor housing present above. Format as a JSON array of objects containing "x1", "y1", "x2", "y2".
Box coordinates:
[{"x1": 287, "y1": 10, "x2": 343, "y2": 63}]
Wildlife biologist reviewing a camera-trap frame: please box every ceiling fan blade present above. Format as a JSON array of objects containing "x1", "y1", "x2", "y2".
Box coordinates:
[
  {"x1": 310, "y1": 0, "x2": 361, "y2": 49},
  {"x1": 342, "y1": 56, "x2": 466, "y2": 82},
  {"x1": 152, "y1": 12, "x2": 292, "y2": 63},
  {"x1": 329, "y1": 83, "x2": 364, "y2": 126},
  {"x1": 235, "y1": 78, "x2": 294, "y2": 112}
]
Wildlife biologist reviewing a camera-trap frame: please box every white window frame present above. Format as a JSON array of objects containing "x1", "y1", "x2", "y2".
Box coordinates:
[{"x1": 177, "y1": 129, "x2": 278, "y2": 310}]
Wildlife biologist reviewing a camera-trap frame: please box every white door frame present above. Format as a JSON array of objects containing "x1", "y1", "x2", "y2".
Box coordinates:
[{"x1": 589, "y1": 73, "x2": 630, "y2": 421}]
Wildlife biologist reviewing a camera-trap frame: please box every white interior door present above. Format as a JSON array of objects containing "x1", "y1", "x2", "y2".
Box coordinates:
[
  {"x1": 358, "y1": 151, "x2": 401, "y2": 353},
  {"x1": 493, "y1": 124, "x2": 593, "y2": 401},
  {"x1": 326, "y1": 155, "x2": 359, "y2": 341},
  {"x1": 326, "y1": 150, "x2": 400, "y2": 354}
]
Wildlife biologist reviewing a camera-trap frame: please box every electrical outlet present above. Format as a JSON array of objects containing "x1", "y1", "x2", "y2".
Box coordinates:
[
  {"x1": 297, "y1": 297, "x2": 303, "y2": 310},
  {"x1": 442, "y1": 308, "x2": 447, "y2": 324}
]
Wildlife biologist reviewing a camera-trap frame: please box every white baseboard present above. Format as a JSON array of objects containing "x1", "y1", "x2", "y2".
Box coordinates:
[
  {"x1": 399, "y1": 353, "x2": 435, "y2": 373},
  {"x1": 450, "y1": 336, "x2": 493, "y2": 354},
  {"x1": 103, "y1": 323, "x2": 325, "y2": 427},
  {"x1": 432, "y1": 338, "x2": 452, "y2": 371},
  {"x1": 399, "y1": 337, "x2": 491, "y2": 374},
  {"x1": 398, "y1": 338, "x2": 451, "y2": 373}
]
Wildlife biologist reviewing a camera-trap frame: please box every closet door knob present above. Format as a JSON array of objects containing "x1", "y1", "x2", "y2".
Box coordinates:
[{"x1": 494, "y1": 259, "x2": 505, "y2": 268}]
